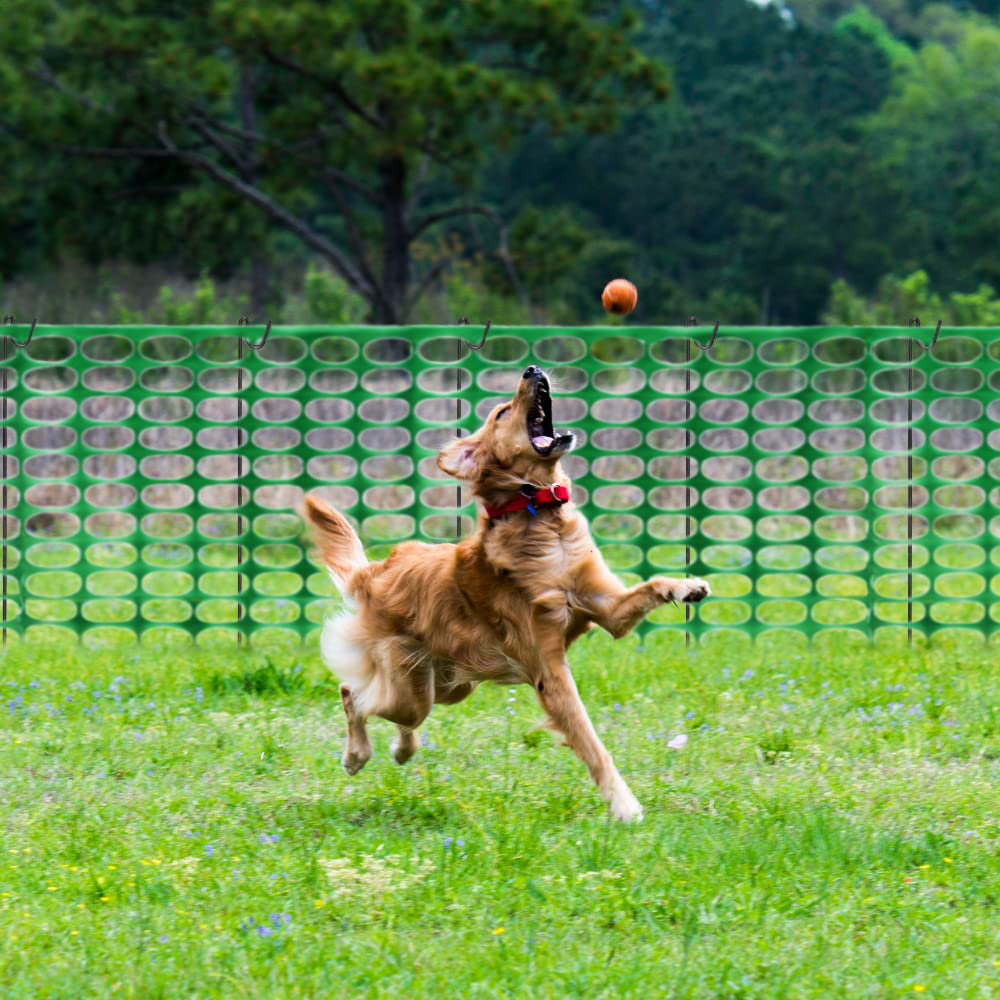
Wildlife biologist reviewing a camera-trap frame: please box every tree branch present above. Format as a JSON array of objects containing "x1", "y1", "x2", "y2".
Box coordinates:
[
  {"x1": 405, "y1": 257, "x2": 451, "y2": 313},
  {"x1": 25, "y1": 58, "x2": 382, "y2": 308},
  {"x1": 408, "y1": 203, "x2": 500, "y2": 241},
  {"x1": 60, "y1": 144, "x2": 176, "y2": 158},
  {"x1": 156, "y1": 120, "x2": 376, "y2": 300},
  {"x1": 470, "y1": 210, "x2": 531, "y2": 313},
  {"x1": 203, "y1": 116, "x2": 384, "y2": 203},
  {"x1": 187, "y1": 116, "x2": 251, "y2": 174},
  {"x1": 261, "y1": 47, "x2": 385, "y2": 131},
  {"x1": 407, "y1": 200, "x2": 529, "y2": 309}
]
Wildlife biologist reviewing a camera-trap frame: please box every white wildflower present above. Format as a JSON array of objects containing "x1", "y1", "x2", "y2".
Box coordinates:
[
  {"x1": 168, "y1": 856, "x2": 201, "y2": 874},
  {"x1": 317, "y1": 854, "x2": 435, "y2": 899}
]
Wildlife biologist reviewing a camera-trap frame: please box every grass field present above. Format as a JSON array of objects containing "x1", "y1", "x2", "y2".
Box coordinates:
[{"x1": 2, "y1": 632, "x2": 1000, "y2": 998}]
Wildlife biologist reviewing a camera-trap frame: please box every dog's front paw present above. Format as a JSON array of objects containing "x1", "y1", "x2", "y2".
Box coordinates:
[
  {"x1": 608, "y1": 786, "x2": 643, "y2": 823},
  {"x1": 676, "y1": 578, "x2": 711, "y2": 604}
]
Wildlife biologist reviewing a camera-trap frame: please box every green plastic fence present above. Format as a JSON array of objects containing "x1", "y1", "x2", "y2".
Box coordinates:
[{"x1": 1, "y1": 325, "x2": 997, "y2": 648}]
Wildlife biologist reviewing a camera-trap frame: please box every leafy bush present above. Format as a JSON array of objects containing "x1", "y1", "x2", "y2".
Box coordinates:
[
  {"x1": 823, "y1": 269, "x2": 1000, "y2": 325},
  {"x1": 304, "y1": 265, "x2": 367, "y2": 323},
  {"x1": 157, "y1": 274, "x2": 247, "y2": 325}
]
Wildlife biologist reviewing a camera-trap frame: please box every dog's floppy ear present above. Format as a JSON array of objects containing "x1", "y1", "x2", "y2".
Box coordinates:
[{"x1": 437, "y1": 435, "x2": 483, "y2": 481}]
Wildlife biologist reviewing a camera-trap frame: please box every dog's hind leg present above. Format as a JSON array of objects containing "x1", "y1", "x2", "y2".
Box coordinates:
[
  {"x1": 369, "y1": 644, "x2": 435, "y2": 766},
  {"x1": 388, "y1": 668, "x2": 476, "y2": 765},
  {"x1": 391, "y1": 726, "x2": 419, "y2": 764},
  {"x1": 339, "y1": 685, "x2": 372, "y2": 776}
]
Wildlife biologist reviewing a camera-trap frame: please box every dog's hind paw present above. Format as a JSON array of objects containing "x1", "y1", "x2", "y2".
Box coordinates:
[
  {"x1": 676, "y1": 578, "x2": 710, "y2": 604},
  {"x1": 391, "y1": 729, "x2": 419, "y2": 765}
]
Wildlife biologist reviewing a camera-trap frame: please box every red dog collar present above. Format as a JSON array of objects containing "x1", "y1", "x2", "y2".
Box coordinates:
[{"x1": 485, "y1": 484, "x2": 570, "y2": 519}]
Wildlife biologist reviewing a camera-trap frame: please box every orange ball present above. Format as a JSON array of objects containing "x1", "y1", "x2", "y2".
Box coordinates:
[{"x1": 601, "y1": 278, "x2": 638, "y2": 316}]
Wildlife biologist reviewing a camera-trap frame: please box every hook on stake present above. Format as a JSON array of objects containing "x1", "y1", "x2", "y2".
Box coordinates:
[
  {"x1": 906, "y1": 317, "x2": 942, "y2": 350},
  {"x1": 238, "y1": 317, "x2": 272, "y2": 351},
  {"x1": 452, "y1": 317, "x2": 492, "y2": 542},
  {"x1": 685, "y1": 317, "x2": 720, "y2": 352},
  {"x1": 1, "y1": 316, "x2": 36, "y2": 349},
  {"x1": 455, "y1": 317, "x2": 491, "y2": 352}
]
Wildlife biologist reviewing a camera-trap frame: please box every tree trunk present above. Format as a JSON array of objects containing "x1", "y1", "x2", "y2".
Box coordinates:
[
  {"x1": 377, "y1": 156, "x2": 409, "y2": 324},
  {"x1": 249, "y1": 253, "x2": 270, "y2": 316}
]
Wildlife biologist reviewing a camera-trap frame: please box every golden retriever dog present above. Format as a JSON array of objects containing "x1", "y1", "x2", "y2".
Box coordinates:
[{"x1": 303, "y1": 364, "x2": 710, "y2": 821}]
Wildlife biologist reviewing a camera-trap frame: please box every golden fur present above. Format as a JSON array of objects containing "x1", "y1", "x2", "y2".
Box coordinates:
[{"x1": 302, "y1": 366, "x2": 709, "y2": 821}]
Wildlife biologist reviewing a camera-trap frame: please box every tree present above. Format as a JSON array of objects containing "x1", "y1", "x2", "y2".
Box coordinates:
[
  {"x1": 495, "y1": 0, "x2": 899, "y2": 322},
  {"x1": 864, "y1": 20, "x2": 1000, "y2": 291},
  {"x1": 790, "y1": 0, "x2": 1000, "y2": 41},
  {"x1": 0, "y1": 0, "x2": 668, "y2": 323}
]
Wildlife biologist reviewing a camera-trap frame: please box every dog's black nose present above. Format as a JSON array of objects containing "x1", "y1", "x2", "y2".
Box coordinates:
[{"x1": 523, "y1": 365, "x2": 542, "y2": 379}]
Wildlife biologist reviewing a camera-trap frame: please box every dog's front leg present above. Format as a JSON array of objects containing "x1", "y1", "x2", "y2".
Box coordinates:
[
  {"x1": 530, "y1": 601, "x2": 642, "y2": 822},
  {"x1": 579, "y1": 564, "x2": 710, "y2": 639}
]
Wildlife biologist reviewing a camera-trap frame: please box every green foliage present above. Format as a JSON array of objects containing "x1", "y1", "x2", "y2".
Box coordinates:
[
  {"x1": 506, "y1": 205, "x2": 594, "y2": 301},
  {"x1": 0, "y1": 0, "x2": 669, "y2": 322},
  {"x1": 824, "y1": 269, "x2": 1000, "y2": 324},
  {"x1": 2, "y1": 0, "x2": 999, "y2": 325},
  {"x1": 206, "y1": 659, "x2": 305, "y2": 697},
  {"x1": 863, "y1": 19, "x2": 1000, "y2": 292},
  {"x1": 482, "y1": 205, "x2": 640, "y2": 322},
  {"x1": 794, "y1": 0, "x2": 994, "y2": 42},
  {"x1": 497, "y1": 0, "x2": 899, "y2": 323},
  {"x1": 1, "y1": 258, "x2": 376, "y2": 325},
  {"x1": 301, "y1": 265, "x2": 367, "y2": 324},
  {"x1": 434, "y1": 253, "x2": 537, "y2": 326},
  {"x1": 108, "y1": 293, "x2": 144, "y2": 325},
  {"x1": 157, "y1": 275, "x2": 247, "y2": 326},
  {"x1": 835, "y1": 4, "x2": 917, "y2": 65}
]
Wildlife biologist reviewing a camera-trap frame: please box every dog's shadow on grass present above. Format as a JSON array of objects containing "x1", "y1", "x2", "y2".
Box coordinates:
[{"x1": 280, "y1": 790, "x2": 461, "y2": 832}]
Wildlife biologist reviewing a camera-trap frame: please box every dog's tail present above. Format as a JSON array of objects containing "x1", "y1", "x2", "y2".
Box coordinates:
[
  {"x1": 303, "y1": 494, "x2": 386, "y2": 716},
  {"x1": 302, "y1": 494, "x2": 367, "y2": 598}
]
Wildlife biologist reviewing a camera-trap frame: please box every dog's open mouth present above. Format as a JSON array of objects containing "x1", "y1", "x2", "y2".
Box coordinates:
[
  {"x1": 527, "y1": 380, "x2": 555, "y2": 454},
  {"x1": 526, "y1": 379, "x2": 573, "y2": 456}
]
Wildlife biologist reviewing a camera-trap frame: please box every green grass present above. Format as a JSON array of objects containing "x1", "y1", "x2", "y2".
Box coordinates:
[{"x1": 2, "y1": 634, "x2": 1000, "y2": 997}]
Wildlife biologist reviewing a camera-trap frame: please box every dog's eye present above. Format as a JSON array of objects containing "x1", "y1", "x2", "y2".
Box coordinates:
[{"x1": 496, "y1": 406, "x2": 510, "y2": 421}]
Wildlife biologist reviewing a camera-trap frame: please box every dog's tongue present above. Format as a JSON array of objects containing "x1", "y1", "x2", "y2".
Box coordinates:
[{"x1": 532, "y1": 435, "x2": 553, "y2": 449}]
